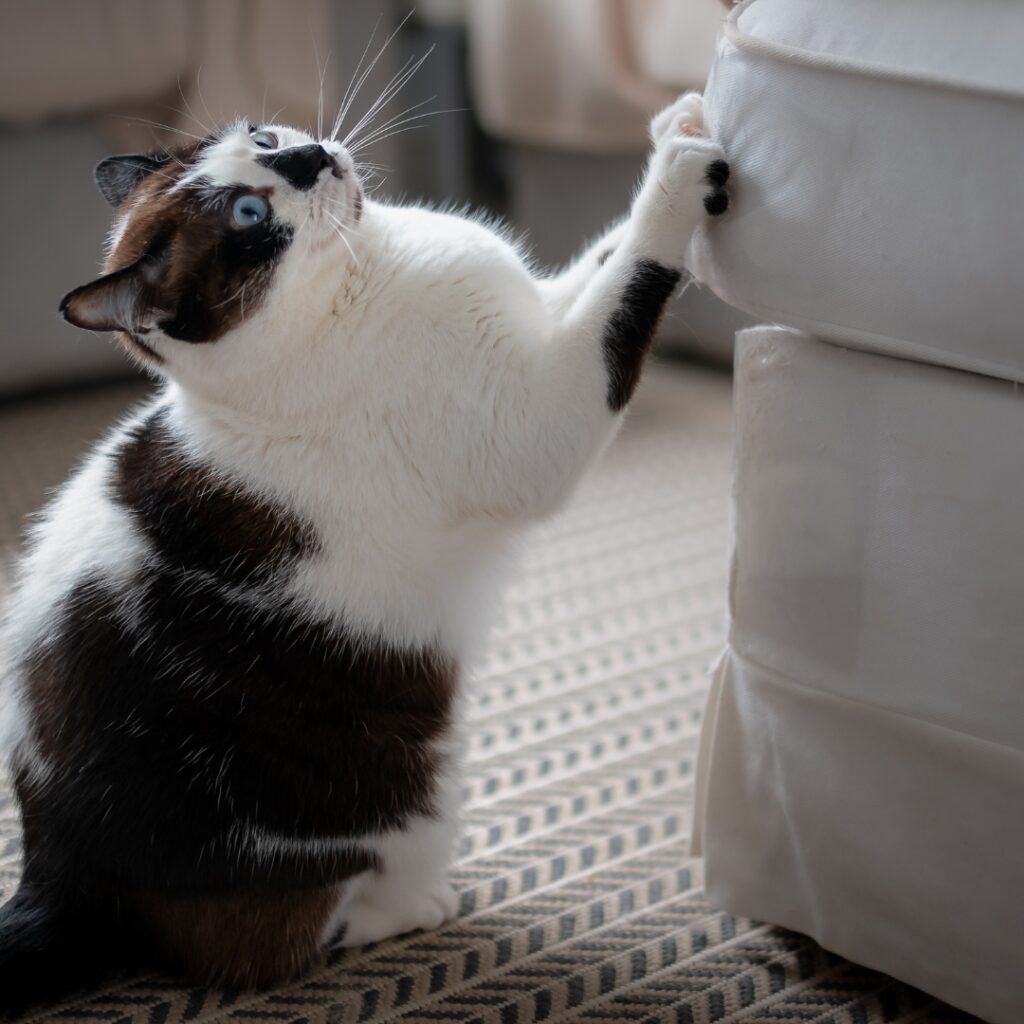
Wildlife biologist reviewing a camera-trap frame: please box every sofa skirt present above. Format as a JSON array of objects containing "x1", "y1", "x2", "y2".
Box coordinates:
[{"x1": 694, "y1": 326, "x2": 1024, "y2": 1024}]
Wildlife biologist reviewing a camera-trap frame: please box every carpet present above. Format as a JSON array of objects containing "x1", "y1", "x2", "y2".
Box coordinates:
[{"x1": 0, "y1": 365, "x2": 978, "y2": 1023}]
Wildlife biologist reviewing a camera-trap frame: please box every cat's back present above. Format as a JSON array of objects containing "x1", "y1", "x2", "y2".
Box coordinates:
[
  {"x1": 3, "y1": 401, "x2": 159, "y2": 657},
  {"x1": 361, "y1": 201, "x2": 545, "y2": 324}
]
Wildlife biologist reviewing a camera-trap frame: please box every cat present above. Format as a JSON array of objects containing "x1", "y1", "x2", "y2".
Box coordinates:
[{"x1": 0, "y1": 91, "x2": 728, "y2": 1012}]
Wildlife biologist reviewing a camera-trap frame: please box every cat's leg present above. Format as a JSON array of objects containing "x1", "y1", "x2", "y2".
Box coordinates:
[
  {"x1": 553, "y1": 92, "x2": 728, "y2": 415},
  {"x1": 538, "y1": 218, "x2": 629, "y2": 320},
  {"x1": 499, "y1": 94, "x2": 729, "y2": 517},
  {"x1": 537, "y1": 92, "x2": 721, "y2": 320},
  {"x1": 331, "y1": 775, "x2": 461, "y2": 947}
]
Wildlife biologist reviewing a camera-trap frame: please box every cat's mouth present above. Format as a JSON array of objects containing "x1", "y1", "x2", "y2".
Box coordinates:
[{"x1": 304, "y1": 152, "x2": 362, "y2": 253}]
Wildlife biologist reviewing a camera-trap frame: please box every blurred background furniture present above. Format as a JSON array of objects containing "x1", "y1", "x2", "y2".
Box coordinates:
[
  {"x1": 0, "y1": 0, "x2": 335, "y2": 395},
  {"x1": 692, "y1": 2, "x2": 1024, "y2": 1022}
]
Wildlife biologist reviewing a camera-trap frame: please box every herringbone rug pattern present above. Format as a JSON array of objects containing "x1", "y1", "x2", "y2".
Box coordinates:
[{"x1": 0, "y1": 367, "x2": 978, "y2": 1023}]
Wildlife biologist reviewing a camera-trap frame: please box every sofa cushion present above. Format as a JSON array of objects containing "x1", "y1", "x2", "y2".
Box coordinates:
[{"x1": 691, "y1": 0, "x2": 1024, "y2": 383}]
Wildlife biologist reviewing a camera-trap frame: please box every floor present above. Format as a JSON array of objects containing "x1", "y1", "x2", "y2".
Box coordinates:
[{"x1": 0, "y1": 364, "x2": 975, "y2": 1023}]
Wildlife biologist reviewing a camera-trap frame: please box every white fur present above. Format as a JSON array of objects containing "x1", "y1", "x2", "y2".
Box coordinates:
[
  {"x1": 0, "y1": 406, "x2": 156, "y2": 783},
  {"x1": 1, "y1": 94, "x2": 723, "y2": 944}
]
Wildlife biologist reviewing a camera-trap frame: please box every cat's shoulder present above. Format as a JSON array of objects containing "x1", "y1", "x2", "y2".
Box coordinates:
[{"x1": 369, "y1": 199, "x2": 534, "y2": 271}]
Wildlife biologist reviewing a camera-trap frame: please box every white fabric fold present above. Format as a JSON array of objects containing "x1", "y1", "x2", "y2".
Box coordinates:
[{"x1": 696, "y1": 326, "x2": 1024, "y2": 1024}]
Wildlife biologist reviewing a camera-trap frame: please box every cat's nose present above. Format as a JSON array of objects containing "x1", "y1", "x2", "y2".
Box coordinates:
[{"x1": 259, "y1": 144, "x2": 336, "y2": 191}]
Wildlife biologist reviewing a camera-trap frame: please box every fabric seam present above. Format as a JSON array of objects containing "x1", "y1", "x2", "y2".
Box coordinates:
[
  {"x1": 726, "y1": 0, "x2": 1024, "y2": 104},
  {"x1": 715, "y1": 295, "x2": 1024, "y2": 387},
  {"x1": 723, "y1": 642, "x2": 1024, "y2": 760}
]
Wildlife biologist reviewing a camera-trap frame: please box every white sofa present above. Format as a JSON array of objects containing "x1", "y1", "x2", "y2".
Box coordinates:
[{"x1": 692, "y1": 2, "x2": 1024, "y2": 1022}]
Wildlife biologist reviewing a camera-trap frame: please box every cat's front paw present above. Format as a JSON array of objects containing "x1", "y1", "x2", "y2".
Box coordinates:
[
  {"x1": 339, "y1": 879, "x2": 458, "y2": 946},
  {"x1": 647, "y1": 93, "x2": 730, "y2": 219}
]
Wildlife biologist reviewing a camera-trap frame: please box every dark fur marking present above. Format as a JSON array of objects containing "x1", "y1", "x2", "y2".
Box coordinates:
[
  {"x1": 703, "y1": 189, "x2": 729, "y2": 216},
  {"x1": 134, "y1": 885, "x2": 344, "y2": 989},
  {"x1": 9, "y1": 414, "x2": 458, "y2": 995},
  {"x1": 16, "y1": 564, "x2": 455, "y2": 987},
  {"x1": 257, "y1": 144, "x2": 335, "y2": 191},
  {"x1": 95, "y1": 153, "x2": 170, "y2": 207},
  {"x1": 704, "y1": 160, "x2": 730, "y2": 187},
  {"x1": 22, "y1": 571, "x2": 454, "y2": 884},
  {"x1": 115, "y1": 408, "x2": 317, "y2": 585},
  {"x1": 63, "y1": 137, "x2": 294, "y2": 349},
  {"x1": 602, "y1": 259, "x2": 682, "y2": 411},
  {"x1": 124, "y1": 332, "x2": 163, "y2": 364},
  {"x1": 703, "y1": 160, "x2": 731, "y2": 216}
]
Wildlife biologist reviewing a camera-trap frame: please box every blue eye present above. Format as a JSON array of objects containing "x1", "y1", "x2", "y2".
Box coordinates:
[
  {"x1": 232, "y1": 194, "x2": 269, "y2": 227},
  {"x1": 251, "y1": 130, "x2": 277, "y2": 150}
]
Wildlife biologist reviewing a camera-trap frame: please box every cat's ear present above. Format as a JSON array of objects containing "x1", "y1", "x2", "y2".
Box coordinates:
[
  {"x1": 94, "y1": 153, "x2": 166, "y2": 207},
  {"x1": 60, "y1": 248, "x2": 167, "y2": 333}
]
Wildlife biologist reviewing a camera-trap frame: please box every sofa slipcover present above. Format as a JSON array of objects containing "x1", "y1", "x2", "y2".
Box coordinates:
[
  {"x1": 693, "y1": 2, "x2": 1024, "y2": 1020},
  {"x1": 691, "y1": 0, "x2": 1024, "y2": 383},
  {"x1": 695, "y1": 327, "x2": 1024, "y2": 1024}
]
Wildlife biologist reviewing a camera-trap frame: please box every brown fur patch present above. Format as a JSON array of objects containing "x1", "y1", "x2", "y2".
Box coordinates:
[
  {"x1": 100, "y1": 139, "x2": 291, "y2": 347},
  {"x1": 114, "y1": 407, "x2": 318, "y2": 583},
  {"x1": 132, "y1": 883, "x2": 347, "y2": 989}
]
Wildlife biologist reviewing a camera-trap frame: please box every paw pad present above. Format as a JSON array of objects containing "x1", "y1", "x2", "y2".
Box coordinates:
[{"x1": 703, "y1": 160, "x2": 730, "y2": 216}]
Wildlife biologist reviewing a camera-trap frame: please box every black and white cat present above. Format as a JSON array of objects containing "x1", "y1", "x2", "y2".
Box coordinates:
[{"x1": 0, "y1": 92, "x2": 728, "y2": 1009}]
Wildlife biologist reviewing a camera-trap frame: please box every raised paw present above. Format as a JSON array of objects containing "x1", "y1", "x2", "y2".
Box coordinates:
[
  {"x1": 649, "y1": 134, "x2": 731, "y2": 223},
  {"x1": 650, "y1": 92, "x2": 706, "y2": 147},
  {"x1": 648, "y1": 94, "x2": 730, "y2": 220}
]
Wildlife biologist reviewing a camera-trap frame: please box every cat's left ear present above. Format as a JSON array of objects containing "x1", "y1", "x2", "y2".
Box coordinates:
[
  {"x1": 59, "y1": 247, "x2": 167, "y2": 333},
  {"x1": 95, "y1": 153, "x2": 166, "y2": 207}
]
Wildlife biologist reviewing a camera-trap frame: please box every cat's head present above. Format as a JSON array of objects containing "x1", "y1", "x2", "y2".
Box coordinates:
[{"x1": 59, "y1": 122, "x2": 360, "y2": 370}]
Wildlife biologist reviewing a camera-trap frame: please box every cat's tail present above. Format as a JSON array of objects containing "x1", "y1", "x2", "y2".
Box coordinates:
[{"x1": 0, "y1": 885, "x2": 120, "y2": 1018}]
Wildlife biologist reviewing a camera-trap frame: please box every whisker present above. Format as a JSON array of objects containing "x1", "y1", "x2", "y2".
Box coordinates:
[
  {"x1": 331, "y1": 10, "x2": 416, "y2": 142},
  {"x1": 308, "y1": 20, "x2": 332, "y2": 141},
  {"x1": 114, "y1": 116, "x2": 205, "y2": 143},
  {"x1": 340, "y1": 50, "x2": 421, "y2": 146},
  {"x1": 345, "y1": 95, "x2": 434, "y2": 152},
  {"x1": 349, "y1": 108, "x2": 467, "y2": 157},
  {"x1": 319, "y1": 56, "x2": 332, "y2": 140},
  {"x1": 194, "y1": 67, "x2": 218, "y2": 133},
  {"x1": 176, "y1": 75, "x2": 214, "y2": 136},
  {"x1": 211, "y1": 281, "x2": 248, "y2": 309},
  {"x1": 350, "y1": 123, "x2": 430, "y2": 156},
  {"x1": 330, "y1": 12, "x2": 382, "y2": 141},
  {"x1": 341, "y1": 44, "x2": 436, "y2": 150},
  {"x1": 320, "y1": 197, "x2": 353, "y2": 209},
  {"x1": 324, "y1": 211, "x2": 360, "y2": 266},
  {"x1": 349, "y1": 100, "x2": 464, "y2": 154}
]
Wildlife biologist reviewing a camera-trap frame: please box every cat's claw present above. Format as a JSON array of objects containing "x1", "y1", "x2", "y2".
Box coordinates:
[{"x1": 649, "y1": 91, "x2": 707, "y2": 146}]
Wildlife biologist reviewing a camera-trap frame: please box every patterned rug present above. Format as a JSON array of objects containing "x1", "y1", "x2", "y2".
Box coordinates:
[{"x1": 0, "y1": 366, "x2": 978, "y2": 1023}]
